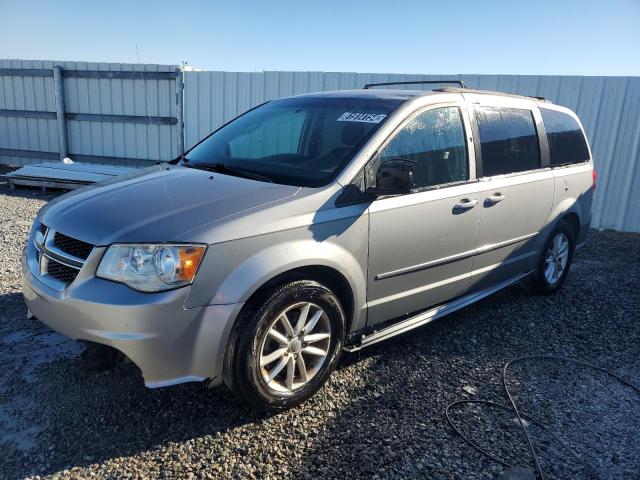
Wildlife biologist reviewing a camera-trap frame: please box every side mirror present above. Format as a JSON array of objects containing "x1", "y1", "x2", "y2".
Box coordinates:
[{"x1": 372, "y1": 159, "x2": 416, "y2": 195}]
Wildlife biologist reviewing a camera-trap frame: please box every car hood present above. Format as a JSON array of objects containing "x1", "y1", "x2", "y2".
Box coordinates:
[{"x1": 39, "y1": 164, "x2": 300, "y2": 245}]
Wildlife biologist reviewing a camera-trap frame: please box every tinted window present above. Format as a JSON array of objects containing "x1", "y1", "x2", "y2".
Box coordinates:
[
  {"x1": 540, "y1": 108, "x2": 590, "y2": 166},
  {"x1": 368, "y1": 106, "x2": 468, "y2": 189},
  {"x1": 475, "y1": 107, "x2": 540, "y2": 176},
  {"x1": 186, "y1": 97, "x2": 401, "y2": 187}
]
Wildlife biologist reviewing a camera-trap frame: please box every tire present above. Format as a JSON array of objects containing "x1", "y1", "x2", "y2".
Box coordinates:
[
  {"x1": 223, "y1": 280, "x2": 345, "y2": 411},
  {"x1": 526, "y1": 220, "x2": 575, "y2": 294}
]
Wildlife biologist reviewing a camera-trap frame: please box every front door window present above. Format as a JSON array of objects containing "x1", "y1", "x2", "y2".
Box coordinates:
[{"x1": 366, "y1": 106, "x2": 469, "y2": 191}]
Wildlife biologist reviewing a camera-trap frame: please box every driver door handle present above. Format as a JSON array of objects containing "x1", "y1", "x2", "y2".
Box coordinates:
[
  {"x1": 453, "y1": 198, "x2": 478, "y2": 211},
  {"x1": 485, "y1": 193, "x2": 506, "y2": 205}
]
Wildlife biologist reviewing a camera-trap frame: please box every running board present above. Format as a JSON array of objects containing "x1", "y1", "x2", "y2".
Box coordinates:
[{"x1": 344, "y1": 271, "x2": 532, "y2": 352}]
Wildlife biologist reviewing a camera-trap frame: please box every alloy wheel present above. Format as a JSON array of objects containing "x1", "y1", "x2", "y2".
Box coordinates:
[
  {"x1": 544, "y1": 232, "x2": 570, "y2": 284},
  {"x1": 258, "y1": 301, "x2": 332, "y2": 392}
]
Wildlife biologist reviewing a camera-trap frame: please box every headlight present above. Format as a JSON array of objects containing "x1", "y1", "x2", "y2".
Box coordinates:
[{"x1": 96, "y1": 244, "x2": 206, "y2": 292}]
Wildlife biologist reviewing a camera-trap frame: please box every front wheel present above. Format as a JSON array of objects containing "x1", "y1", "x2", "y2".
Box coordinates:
[
  {"x1": 526, "y1": 221, "x2": 575, "y2": 294},
  {"x1": 223, "y1": 280, "x2": 345, "y2": 411}
]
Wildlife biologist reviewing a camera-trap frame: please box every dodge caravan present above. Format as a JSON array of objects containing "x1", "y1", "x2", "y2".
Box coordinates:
[{"x1": 22, "y1": 81, "x2": 594, "y2": 410}]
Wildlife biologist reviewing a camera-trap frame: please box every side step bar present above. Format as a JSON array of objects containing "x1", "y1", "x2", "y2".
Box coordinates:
[{"x1": 344, "y1": 271, "x2": 532, "y2": 352}]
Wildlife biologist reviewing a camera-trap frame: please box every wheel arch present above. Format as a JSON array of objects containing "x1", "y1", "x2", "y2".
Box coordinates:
[
  {"x1": 241, "y1": 265, "x2": 355, "y2": 332},
  {"x1": 528, "y1": 199, "x2": 584, "y2": 272},
  {"x1": 219, "y1": 262, "x2": 359, "y2": 390},
  {"x1": 560, "y1": 211, "x2": 580, "y2": 241},
  {"x1": 208, "y1": 237, "x2": 367, "y2": 383},
  {"x1": 543, "y1": 197, "x2": 585, "y2": 243}
]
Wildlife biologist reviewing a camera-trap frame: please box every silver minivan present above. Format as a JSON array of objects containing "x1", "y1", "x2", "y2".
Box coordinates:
[{"x1": 22, "y1": 81, "x2": 595, "y2": 410}]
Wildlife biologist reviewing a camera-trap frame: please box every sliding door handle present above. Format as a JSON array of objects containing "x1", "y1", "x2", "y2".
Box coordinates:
[
  {"x1": 485, "y1": 193, "x2": 506, "y2": 205},
  {"x1": 453, "y1": 198, "x2": 478, "y2": 212}
]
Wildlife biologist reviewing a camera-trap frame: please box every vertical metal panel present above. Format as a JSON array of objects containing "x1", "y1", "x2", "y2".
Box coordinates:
[
  {"x1": 52, "y1": 65, "x2": 69, "y2": 160},
  {"x1": 183, "y1": 71, "x2": 640, "y2": 232},
  {"x1": 60, "y1": 60, "x2": 178, "y2": 163},
  {"x1": 0, "y1": 59, "x2": 180, "y2": 167},
  {"x1": 176, "y1": 70, "x2": 184, "y2": 155},
  {"x1": 0, "y1": 59, "x2": 58, "y2": 165}
]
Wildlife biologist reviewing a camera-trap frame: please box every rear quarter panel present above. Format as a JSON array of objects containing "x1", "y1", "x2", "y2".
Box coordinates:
[
  {"x1": 540, "y1": 104, "x2": 594, "y2": 246},
  {"x1": 549, "y1": 163, "x2": 594, "y2": 245}
]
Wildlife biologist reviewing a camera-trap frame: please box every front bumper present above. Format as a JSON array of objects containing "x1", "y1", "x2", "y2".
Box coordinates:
[{"x1": 22, "y1": 247, "x2": 243, "y2": 388}]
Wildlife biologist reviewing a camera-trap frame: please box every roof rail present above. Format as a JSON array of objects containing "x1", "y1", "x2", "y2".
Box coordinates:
[
  {"x1": 435, "y1": 87, "x2": 548, "y2": 102},
  {"x1": 363, "y1": 79, "x2": 466, "y2": 90}
]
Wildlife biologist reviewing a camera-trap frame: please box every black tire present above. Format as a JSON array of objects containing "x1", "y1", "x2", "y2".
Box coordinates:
[
  {"x1": 223, "y1": 280, "x2": 345, "y2": 411},
  {"x1": 526, "y1": 220, "x2": 575, "y2": 294}
]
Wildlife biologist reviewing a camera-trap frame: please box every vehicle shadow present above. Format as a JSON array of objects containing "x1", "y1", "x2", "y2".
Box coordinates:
[
  {"x1": 1, "y1": 284, "x2": 498, "y2": 476},
  {"x1": 0, "y1": 291, "x2": 255, "y2": 476},
  {"x1": 0, "y1": 184, "x2": 601, "y2": 478},
  {"x1": 3, "y1": 242, "x2": 637, "y2": 480},
  {"x1": 1, "y1": 280, "x2": 544, "y2": 480},
  {"x1": 1, "y1": 288, "x2": 447, "y2": 478}
]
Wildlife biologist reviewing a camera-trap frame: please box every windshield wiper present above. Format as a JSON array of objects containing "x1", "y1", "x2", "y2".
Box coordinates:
[{"x1": 189, "y1": 162, "x2": 273, "y2": 183}]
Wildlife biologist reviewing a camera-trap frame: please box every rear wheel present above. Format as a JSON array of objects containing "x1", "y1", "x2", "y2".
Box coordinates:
[
  {"x1": 224, "y1": 280, "x2": 345, "y2": 411},
  {"x1": 527, "y1": 221, "x2": 575, "y2": 294}
]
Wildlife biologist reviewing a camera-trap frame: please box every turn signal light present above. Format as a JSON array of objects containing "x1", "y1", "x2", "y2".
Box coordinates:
[{"x1": 179, "y1": 247, "x2": 205, "y2": 281}]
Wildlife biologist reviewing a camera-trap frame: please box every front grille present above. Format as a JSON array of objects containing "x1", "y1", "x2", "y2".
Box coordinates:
[
  {"x1": 47, "y1": 260, "x2": 80, "y2": 284},
  {"x1": 53, "y1": 232, "x2": 93, "y2": 260},
  {"x1": 32, "y1": 226, "x2": 91, "y2": 289}
]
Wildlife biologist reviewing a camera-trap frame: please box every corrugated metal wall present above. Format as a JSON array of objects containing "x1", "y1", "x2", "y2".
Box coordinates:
[
  {"x1": 183, "y1": 72, "x2": 640, "y2": 232},
  {"x1": 2, "y1": 65, "x2": 638, "y2": 232},
  {"x1": 0, "y1": 59, "x2": 58, "y2": 165},
  {"x1": 0, "y1": 59, "x2": 180, "y2": 166}
]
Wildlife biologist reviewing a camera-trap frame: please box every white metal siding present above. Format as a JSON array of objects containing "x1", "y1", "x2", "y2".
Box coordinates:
[
  {"x1": 2, "y1": 65, "x2": 638, "y2": 232},
  {"x1": 0, "y1": 59, "x2": 179, "y2": 166},
  {"x1": 0, "y1": 59, "x2": 59, "y2": 165},
  {"x1": 183, "y1": 72, "x2": 640, "y2": 232},
  {"x1": 60, "y1": 60, "x2": 178, "y2": 163}
]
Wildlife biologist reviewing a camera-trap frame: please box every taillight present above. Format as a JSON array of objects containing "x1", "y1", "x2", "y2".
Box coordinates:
[{"x1": 592, "y1": 170, "x2": 597, "y2": 191}]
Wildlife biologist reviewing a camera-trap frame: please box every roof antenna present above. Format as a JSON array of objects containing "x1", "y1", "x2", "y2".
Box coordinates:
[{"x1": 136, "y1": 45, "x2": 160, "y2": 162}]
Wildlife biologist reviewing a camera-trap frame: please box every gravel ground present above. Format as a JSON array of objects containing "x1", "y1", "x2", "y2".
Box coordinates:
[{"x1": 0, "y1": 179, "x2": 638, "y2": 480}]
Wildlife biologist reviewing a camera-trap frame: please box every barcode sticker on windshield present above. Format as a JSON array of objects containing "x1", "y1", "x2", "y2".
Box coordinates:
[{"x1": 337, "y1": 112, "x2": 387, "y2": 123}]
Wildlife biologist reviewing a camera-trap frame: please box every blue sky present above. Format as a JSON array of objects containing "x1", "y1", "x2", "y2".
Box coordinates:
[{"x1": 1, "y1": 0, "x2": 639, "y2": 75}]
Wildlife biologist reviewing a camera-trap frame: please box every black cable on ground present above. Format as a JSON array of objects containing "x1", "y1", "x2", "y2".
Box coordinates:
[{"x1": 445, "y1": 355, "x2": 640, "y2": 480}]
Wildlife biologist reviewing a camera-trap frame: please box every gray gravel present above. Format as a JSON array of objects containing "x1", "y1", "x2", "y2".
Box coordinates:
[{"x1": 0, "y1": 179, "x2": 638, "y2": 480}]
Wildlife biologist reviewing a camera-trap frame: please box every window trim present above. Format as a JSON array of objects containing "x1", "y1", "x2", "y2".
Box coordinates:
[
  {"x1": 361, "y1": 102, "x2": 476, "y2": 197},
  {"x1": 470, "y1": 104, "x2": 546, "y2": 179}
]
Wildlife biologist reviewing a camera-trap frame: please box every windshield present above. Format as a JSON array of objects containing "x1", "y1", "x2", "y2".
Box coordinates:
[{"x1": 184, "y1": 96, "x2": 403, "y2": 187}]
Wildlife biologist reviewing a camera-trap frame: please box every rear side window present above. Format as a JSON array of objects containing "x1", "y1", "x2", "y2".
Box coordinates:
[
  {"x1": 475, "y1": 107, "x2": 541, "y2": 176},
  {"x1": 540, "y1": 108, "x2": 590, "y2": 166}
]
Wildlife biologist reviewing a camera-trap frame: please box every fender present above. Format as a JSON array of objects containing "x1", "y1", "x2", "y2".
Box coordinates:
[
  {"x1": 186, "y1": 217, "x2": 369, "y2": 332},
  {"x1": 219, "y1": 240, "x2": 365, "y2": 318}
]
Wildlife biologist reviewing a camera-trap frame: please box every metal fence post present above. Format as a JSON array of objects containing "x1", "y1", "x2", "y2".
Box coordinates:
[
  {"x1": 175, "y1": 68, "x2": 184, "y2": 156},
  {"x1": 52, "y1": 65, "x2": 69, "y2": 161}
]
